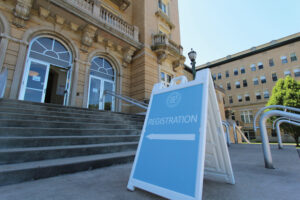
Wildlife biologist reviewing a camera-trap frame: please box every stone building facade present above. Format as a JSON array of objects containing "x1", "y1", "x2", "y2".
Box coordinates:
[
  {"x1": 0, "y1": 0, "x2": 185, "y2": 113},
  {"x1": 197, "y1": 33, "x2": 300, "y2": 142}
]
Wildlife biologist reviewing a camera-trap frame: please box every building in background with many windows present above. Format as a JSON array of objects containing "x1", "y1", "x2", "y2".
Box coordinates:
[
  {"x1": 0, "y1": 0, "x2": 186, "y2": 113},
  {"x1": 197, "y1": 32, "x2": 300, "y2": 142}
]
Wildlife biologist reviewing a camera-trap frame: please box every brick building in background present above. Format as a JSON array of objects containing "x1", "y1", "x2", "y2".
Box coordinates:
[
  {"x1": 197, "y1": 33, "x2": 300, "y2": 142},
  {"x1": 0, "y1": 0, "x2": 186, "y2": 113}
]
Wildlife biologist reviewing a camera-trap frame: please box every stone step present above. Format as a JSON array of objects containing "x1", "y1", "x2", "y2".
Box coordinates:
[
  {"x1": 0, "y1": 119, "x2": 143, "y2": 129},
  {"x1": 0, "y1": 107, "x2": 145, "y2": 122},
  {"x1": 0, "y1": 142, "x2": 138, "y2": 164},
  {"x1": 0, "y1": 112, "x2": 144, "y2": 125},
  {"x1": 0, "y1": 99, "x2": 145, "y2": 119},
  {"x1": 0, "y1": 151, "x2": 135, "y2": 186},
  {"x1": 0, "y1": 135, "x2": 140, "y2": 148},
  {"x1": 0, "y1": 127, "x2": 140, "y2": 136}
]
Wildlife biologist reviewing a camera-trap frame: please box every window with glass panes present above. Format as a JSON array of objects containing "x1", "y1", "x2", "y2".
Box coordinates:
[
  {"x1": 261, "y1": 76, "x2": 266, "y2": 84},
  {"x1": 241, "y1": 110, "x2": 253, "y2": 123},
  {"x1": 158, "y1": 0, "x2": 168, "y2": 15},
  {"x1": 272, "y1": 73, "x2": 277, "y2": 81},
  {"x1": 226, "y1": 70, "x2": 229, "y2": 77},
  {"x1": 245, "y1": 94, "x2": 250, "y2": 101},
  {"x1": 229, "y1": 96, "x2": 233, "y2": 104},
  {"x1": 290, "y1": 53, "x2": 297, "y2": 62},
  {"x1": 281, "y1": 56, "x2": 288, "y2": 64},
  {"x1": 231, "y1": 111, "x2": 235, "y2": 120},
  {"x1": 237, "y1": 95, "x2": 242, "y2": 102},
  {"x1": 294, "y1": 69, "x2": 300, "y2": 77},
  {"x1": 264, "y1": 90, "x2": 269, "y2": 99},
  {"x1": 269, "y1": 58, "x2": 274, "y2": 67},
  {"x1": 253, "y1": 78, "x2": 259, "y2": 85},
  {"x1": 160, "y1": 71, "x2": 172, "y2": 86},
  {"x1": 234, "y1": 69, "x2": 238, "y2": 76},
  {"x1": 227, "y1": 82, "x2": 231, "y2": 90},
  {"x1": 258, "y1": 62, "x2": 263, "y2": 70},
  {"x1": 243, "y1": 79, "x2": 247, "y2": 87},
  {"x1": 241, "y1": 67, "x2": 245, "y2": 74},
  {"x1": 256, "y1": 92, "x2": 261, "y2": 100},
  {"x1": 218, "y1": 72, "x2": 222, "y2": 80},
  {"x1": 235, "y1": 81, "x2": 240, "y2": 88},
  {"x1": 250, "y1": 64, "x2": 256, "y2": 71},
  {"x1": 284, "y1": 70, "x2": 291, "y2": 77}
]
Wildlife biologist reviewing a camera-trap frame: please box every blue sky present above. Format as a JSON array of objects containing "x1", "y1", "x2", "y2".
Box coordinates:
[{"x1": 178, "y1": 0, "x2": 300, "y2": 66}]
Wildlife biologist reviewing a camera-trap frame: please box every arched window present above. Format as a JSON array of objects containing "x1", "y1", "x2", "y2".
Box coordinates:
[
  {"x1": 20, "y1": 37, "x2": 73, "y2": 105},
  {"x1": 29, "y1": 37, "x2": 72, "y2": 68},
  {"x1": 90, "y1": 57, "x2": 115, "y2": 81}
]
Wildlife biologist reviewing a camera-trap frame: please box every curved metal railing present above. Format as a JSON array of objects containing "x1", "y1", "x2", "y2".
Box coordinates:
[
  {"x1": 275, "y1": 119, "x2": 300, "y2": 149},
  {"x1": 259, "y1": 110, "x2": 300, "y2": 168},
  {"x1": 253, "y1": 105, "x2": 300, "y2": 132}
]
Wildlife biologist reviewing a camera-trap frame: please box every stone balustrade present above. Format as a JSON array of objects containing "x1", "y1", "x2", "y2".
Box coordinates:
[
  {"x1": 152, "y1": 33, "x2": 182, "y2": 55},
  {"x1": 65, "y1": 0, "x2": 138, "y2": 41}
]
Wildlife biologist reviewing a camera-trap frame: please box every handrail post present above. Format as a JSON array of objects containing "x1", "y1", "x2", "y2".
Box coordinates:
[{"x1": 275, "y1": 121, "x2": 284, "y2": 149}]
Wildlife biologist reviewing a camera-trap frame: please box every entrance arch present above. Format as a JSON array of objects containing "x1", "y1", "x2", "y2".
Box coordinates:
[
  {"x1": 19, "y1": 36, "x2": 73, "y2": 105},
  {"x1": 87, "y1": 57, "x2": 116, "y2": 111}
]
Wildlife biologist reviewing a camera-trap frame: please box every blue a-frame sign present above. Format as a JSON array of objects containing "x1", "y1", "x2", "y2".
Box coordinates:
[{"x1": 128, "y1": 69, "x2": 235, "y2": 200}]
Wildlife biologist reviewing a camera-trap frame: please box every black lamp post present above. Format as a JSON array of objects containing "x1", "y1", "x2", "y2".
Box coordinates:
[{"x1": 188, "y1": 48, "x2": 197, "y2": 80}]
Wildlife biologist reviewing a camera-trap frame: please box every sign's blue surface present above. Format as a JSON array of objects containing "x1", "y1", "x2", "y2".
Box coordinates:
[{"x1": 133, "y1": 84, "x2": 203, "y2": 197}]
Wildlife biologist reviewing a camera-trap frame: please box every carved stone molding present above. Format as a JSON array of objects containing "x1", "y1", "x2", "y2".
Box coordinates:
[
  {"x1": 39, "y1": 7, "x2": 50, "y2": 18},
  {"x1": 157, "y1": 51, "x2": 167, "y2": 64},
  {"x1": 172, "y1": 56, "x2": 185, "y2": 72},
  {"x1": 13, "y1": 0, "x2": 34, "y2": 27},
  {"x1": 122, "y1": 47, "x2": 136, "y2": 66},
  {"x1": 104, "y1": 40, "x2": 114, "y2": 52},
  {"x1": 81, "y1": 25, "x2": 97, "y2": 50}
]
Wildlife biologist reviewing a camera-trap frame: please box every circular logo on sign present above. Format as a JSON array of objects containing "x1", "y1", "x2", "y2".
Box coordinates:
[{"x1": 166, "y1": 92, "x2": 182, "y2": 108}]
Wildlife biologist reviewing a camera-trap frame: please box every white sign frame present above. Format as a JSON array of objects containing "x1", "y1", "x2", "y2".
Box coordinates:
[{"x1": 128, "y1": 69, "x2": 235, "y2": 200}]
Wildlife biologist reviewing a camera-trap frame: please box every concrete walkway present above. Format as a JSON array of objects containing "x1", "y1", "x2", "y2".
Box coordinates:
[{"x1": 0, "y1": 144, "x2": 299, "y2": 200}]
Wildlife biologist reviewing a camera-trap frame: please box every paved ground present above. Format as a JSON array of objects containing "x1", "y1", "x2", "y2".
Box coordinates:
[{"x1": 0, "y1": 144, "x2": 299, "y2": 200}]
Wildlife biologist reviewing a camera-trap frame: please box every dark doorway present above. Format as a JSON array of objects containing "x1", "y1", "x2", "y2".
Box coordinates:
[{"x1": 45, "y1": 66, "x2": 67, "y2": 105}]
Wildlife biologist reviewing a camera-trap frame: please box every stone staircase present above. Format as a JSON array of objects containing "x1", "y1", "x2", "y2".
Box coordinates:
[{"x1": 0, "y1": 98, "x2": 144, "y2": 186}]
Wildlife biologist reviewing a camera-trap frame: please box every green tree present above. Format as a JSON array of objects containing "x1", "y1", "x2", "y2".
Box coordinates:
[{"x1": 266, "y1": 76, "x2": 300, "y2": 146}]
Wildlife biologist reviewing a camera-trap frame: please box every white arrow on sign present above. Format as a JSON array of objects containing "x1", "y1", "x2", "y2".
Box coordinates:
[{"x1": 146, "y1": 134, "x2": 195, "y2": 141}]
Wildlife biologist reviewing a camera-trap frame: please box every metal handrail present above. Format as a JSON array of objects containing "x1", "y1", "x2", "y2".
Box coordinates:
[
  {"x1": 0, "y1": 68, "x2": 8, "y2": 98},
  {"x1": 275, "y1": 119, "x2": 300, "y2": 149},
  {"x1": 253, "y1": 105, "x2": 300, "y2": 132},
  {"x1": 259, "y1": 110, "x2": 300, "y2": 169},
  {"x1": 102, "y1": 90, "x2": 148, "y2": 110},
  {"x1": 272, "y1": 117, "x2": 290, "y2": 130},
  {"x1": 222, "y1": 121, "x2": 231, "y2": 147}
]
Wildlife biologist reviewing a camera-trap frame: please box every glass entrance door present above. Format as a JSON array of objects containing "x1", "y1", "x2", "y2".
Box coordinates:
[
  {"x1": 88, "y1": 76, "x2": 115, "y2": 111},
  {"x1": 21, "y1": 60, "x2": 50, "y2": 103},
  {"x1": 88, "y1": 76, "x2": 101, "y2": 109}
]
